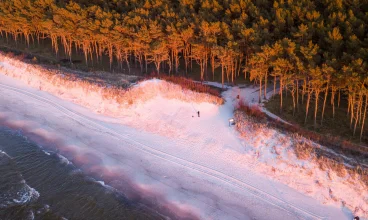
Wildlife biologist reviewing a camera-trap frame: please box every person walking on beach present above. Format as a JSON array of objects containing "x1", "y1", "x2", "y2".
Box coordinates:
[{"x1": 197, "y1": 111, "x2": 200, "y2": 117}]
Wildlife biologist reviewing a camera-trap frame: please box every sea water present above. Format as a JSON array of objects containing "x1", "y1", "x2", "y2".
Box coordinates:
[{"x1": 0, "y1": 127, "x2": 164, "y2": 220}]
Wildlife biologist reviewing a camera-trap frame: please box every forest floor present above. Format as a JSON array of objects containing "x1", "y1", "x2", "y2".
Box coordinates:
[{"x1": 264, "y1": 93, "x2": 368, "y2": 145}]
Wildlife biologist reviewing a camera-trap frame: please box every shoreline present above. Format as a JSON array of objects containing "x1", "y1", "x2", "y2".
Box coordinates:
[{"x1": 0, "y1": 127, "x2": 165, "y2": 220}]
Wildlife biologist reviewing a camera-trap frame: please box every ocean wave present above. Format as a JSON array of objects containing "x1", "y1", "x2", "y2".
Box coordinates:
[
  {"x1": 57, "y1": 154, "x2": 71, "y2": 165},
  {"x1": 0, "y1": 151, "x2": 40, "y2": 209},
  {"x1": 42, "y1": 150, "x2": 51, "y2": 156},
  {"x1": 10, "y1": 186, "x2": 40, "y2": 206}
]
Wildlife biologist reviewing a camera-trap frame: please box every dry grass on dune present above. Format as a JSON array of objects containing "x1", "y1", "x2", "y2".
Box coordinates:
[
  {"x1": 157, "y1": 74, "x2": 222, "y2": 98},
  {"x1": 294, "y1": 141, "x2": 315, "y2": 160},
  {"x1": 0, "y1": 52, "x2": 223, "y2": 114}
]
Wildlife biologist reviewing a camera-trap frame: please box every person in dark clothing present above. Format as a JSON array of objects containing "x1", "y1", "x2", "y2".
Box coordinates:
[{"x1": 197, "y1": 111, "x2": 200, "y2": 117}]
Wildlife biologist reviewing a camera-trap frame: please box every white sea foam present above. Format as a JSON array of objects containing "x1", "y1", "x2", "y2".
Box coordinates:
[
  {"x1": 0, "y1": 183, "x2": 40, "y2": 209},
  {"x1": 12, "y1": 186, "x2": 40, "y2": 205},
  {"x1": 42, "y1": 150, "x2": 51, "y2": 156},
  {"x1": 57, "y1": 154, "x2": 71, "y2": 165},
  {"x1": 97, "y1": 180, "x2": 105, "y2": 186}
]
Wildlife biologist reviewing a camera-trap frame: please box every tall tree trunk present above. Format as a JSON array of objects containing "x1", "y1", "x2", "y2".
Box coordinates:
[
  {"x1": 190, "y1": 46, "x2": 193, "y2": 73},
  {"x1": 205, "y1": 49, "x2": 208, "y2": 80},
  {"x1": 144, "y1": 54, "x2": 148, "y2": 73},
  {"x1": 176, "y1": 50, "x2": 180, "y2": 74},
  {"x1": 107, "y1": 43, "x2": 113, "y2": 71},
  {"x1": 331, "y1": 87, "x2": 336, "y2": 118},
  {"x1": 296, "y1": 80, "x2": 299, "y2": 112},
  {"x1": 184, "y1": 49, "x2": 188, "y2": 75},
  {"x1": 155, "y1": 60, "x2": 161, "y2": 75},
  {"x1": 305, "y1": 90, "x2": 311, "y2": 124},
  {"x1": 226, "y1": 66, "x2": 229, "y2": 83},
  {"x1": 353, "y1": 92, "x2": 363, "y2": 136},
  {"x1": 360, "y1": 94, "x2": 367, "y2": 142},
  {"x1": 200, "y1": 61, "x2": 205, "y2": 82},
  {"x1": 211, "y1": 54, "x2": 215, "y2": 80},
  {"x1": 231, "y1": 62, "x2": 235, "y2": 84},
  {"x1": 264, "y1": 72, "x2": 268, "y2": 99},
  {"x1": 259, "y1": 76, "x2": 262, "y2": 103},
  {"x1": 279, "y1": 76, "x2": 283, "y2": 112},
  {"x1": 234, "y1": 59, "x2": 238, "y2": 77},
  {"x1": 302, "y1": 78, "x2": 307, "y2": 104},
  {"x1": 221, "y1": 64, "x2": 224, "y2": 89},
  {"x1": 139, "y1": 54, "x2": 143, "y2": 73},
  {"x1": 347, "y1": 94, "x2": 351, "y2": 116},
  {"x1": 314, "y1": 89, "x2": 320, "y2": 129},
  {"x1": 291, "y1": 83, "x2": 296, "y2": 116},
  {"x1": 321, "y1": 82, "x2": 329, "y2": 125},
  {"x1": 171, "y1": 49, "x2": 174, "y2": 74},
  {"x1": 237, "y1": 57, "x2": 242, "y2": 78},
  {"x1": 350, "y1": 93, "x2": 355, "y2": 129},
  {"x1": 125, "y1": 51, "x2": 131, "y2": 73}
]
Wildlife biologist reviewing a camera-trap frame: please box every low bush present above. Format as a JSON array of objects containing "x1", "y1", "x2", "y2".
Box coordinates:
[
  {"x1": 157, "y1": 75, "x2": 221, "y2": 98},
  {"x1": 237, "y1": 100, "x2": 265, "y2": 120},
  {"x1": 295, "y1": 141, "x2": 315, "y2": 160}
]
